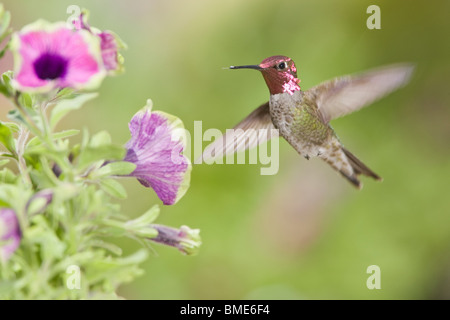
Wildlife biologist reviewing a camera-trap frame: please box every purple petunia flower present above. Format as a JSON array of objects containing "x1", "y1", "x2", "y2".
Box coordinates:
[
  {"x1": 150, "y1": 224, "x2": 201, "y2": 255},
  {"x1": 124, "y1": 100, "x2": 191, "y2": 205},
  {"x1": 98, "y1": 32, "x2": 119, "y2": 71},
  {"x1": 0, "y1": 208, "x2": 21, "y2": 262},
  {"x1": 10, "y1": 20, "x2": 105, "y2": 92},
  {"x1": 73, "y1": 11, "x2": 125, "y2": 74}
]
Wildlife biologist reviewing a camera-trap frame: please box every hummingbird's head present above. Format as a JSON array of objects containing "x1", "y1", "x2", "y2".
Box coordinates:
[{"x1": 230, "y1": 55, "x2": 301, "y2": 95}]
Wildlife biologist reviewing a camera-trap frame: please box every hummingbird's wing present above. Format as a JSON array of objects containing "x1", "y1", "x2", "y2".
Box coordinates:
[
  {"x1": 311, "y1": 64, "x2": 414, "y2": 123},
  {"x1": 199, "y1": 102, "x2": 278, "y2": 163}
]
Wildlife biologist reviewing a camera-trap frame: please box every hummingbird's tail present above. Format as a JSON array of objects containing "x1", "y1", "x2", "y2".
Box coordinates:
[
  {"x1": 320, "y1": 142, "x2": 382, "y2": 189},
  {"x1": 341, "y1": 147, "x2": 382, "y2": 182}
]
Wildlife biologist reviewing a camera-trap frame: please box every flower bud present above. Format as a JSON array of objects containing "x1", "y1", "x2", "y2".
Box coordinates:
[{"x1": 150, "y1": 224, "x2": 201, "y2": 255}]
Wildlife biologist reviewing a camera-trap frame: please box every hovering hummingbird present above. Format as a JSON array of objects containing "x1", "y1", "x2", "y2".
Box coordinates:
[{"x1": 201, "y1": 56, "x2": 413, "y2": 188}]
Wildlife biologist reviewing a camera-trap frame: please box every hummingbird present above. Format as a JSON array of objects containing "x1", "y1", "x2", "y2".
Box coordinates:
[{"x1": 201, "y1": 55, "x2": 414, "y2": 188}]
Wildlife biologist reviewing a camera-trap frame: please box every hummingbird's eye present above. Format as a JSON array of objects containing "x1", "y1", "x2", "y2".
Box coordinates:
[{"x1": 276, "y1": 62, "x2": 287, "y2": 70}]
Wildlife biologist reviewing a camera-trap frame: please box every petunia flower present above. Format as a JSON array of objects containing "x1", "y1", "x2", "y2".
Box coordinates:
[
  {"x1": 0, "y1": 208, "x2": 21, "y2": 262},
  {"x1": 124, "y1": 100, "x2": 191, "y2": 205},
  {"x1": 150, "y1": 224, "x2": 201, "y2": 255},
  {"x1": 10, "y1": 20, "x2": 105, "y2": 93},
  {"x1": 26, "y1": 189, "x2": 53, "y2": 216},
  {"x1": 73, "y1": 11, "x2": 126, "y2": 74}
]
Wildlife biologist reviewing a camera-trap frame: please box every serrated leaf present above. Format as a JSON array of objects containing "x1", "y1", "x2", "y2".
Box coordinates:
[
  {"x1": 92, "y1": 161, "x2": 136, "y2": 179},
  {"x1": 99, "y1": 178, "x2": 127, "y2": 199},
  {"x1": 50, "y1": 93, "x2": 98, "y2": 128}
]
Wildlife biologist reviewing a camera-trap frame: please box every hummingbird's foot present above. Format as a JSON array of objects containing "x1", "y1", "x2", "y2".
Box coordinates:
[{"x1": 304, "y1": 154, "x2": 310, "y2": 160}]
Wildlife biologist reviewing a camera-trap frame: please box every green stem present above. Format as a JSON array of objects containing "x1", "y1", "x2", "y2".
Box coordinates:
[
  {"x1": 12, "y1": 92, "x2": 41, "y2": 138},
  {"x1": 16, "y1": 127, "x2": 31, "y2": 186},
  {"x1": 38, "y1": 101, "x2": 74, "y2": 181}
]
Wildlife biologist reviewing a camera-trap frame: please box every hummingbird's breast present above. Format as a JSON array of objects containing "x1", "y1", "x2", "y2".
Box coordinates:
[{"x1": 269, "y1": 91, "x2": 332, "y2": 158}]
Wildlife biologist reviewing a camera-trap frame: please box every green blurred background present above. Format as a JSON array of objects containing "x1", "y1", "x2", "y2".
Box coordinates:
[{"x1": 1, "y1": 0, "x2": 450, "y2": 299}]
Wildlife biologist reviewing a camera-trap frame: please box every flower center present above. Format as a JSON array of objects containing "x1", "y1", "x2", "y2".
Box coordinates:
[{"x1": 33, "y1": 53, "x2": 68, "y2": 80}]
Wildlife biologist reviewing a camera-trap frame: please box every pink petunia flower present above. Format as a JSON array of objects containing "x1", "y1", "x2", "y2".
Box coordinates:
[
  {"x1": 124, "y1": 100, "x2": 191, "y2": 205},
  {"x1": 10, "y1": 20, "x2": 105, "y2": 92},
  {"x1": 0, "y1": 208, "x2": 21, "y2": 262}
]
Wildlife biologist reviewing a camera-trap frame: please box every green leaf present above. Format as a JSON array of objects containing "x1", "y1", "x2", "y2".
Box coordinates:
[
  {"x1": 18, "y1": 92, "x2": 33, "y2": 109},
  {"x1": 4, "y1": 122, "x2": 20, "y2": 133},
  {"x1": 0, "y1": 167, "x2": 17, "y2": 184},
  {"x1": 0, "y1": 159, "x2": 10, "y2": 166},
  {"x1": 7, "y1": 108, "x2": 42, "y2": 131},
  {"x1": 0, "y1": 122, "x2": 15, "y2": 154},
  {"x1": 84, "y1": 249, "x2": 148, "y2": 285},
  {"x1": 87, "y1": 239, "x2": 123, "y2": 256},
  {"x1": 99, "y1": 178, "x2": 127, "y2": 199},
  {"x1": 0, "y1": 43, "x2": 9, "y2": 60},
  {"x1": 0, "y1": 79, "x2": 9, "y2": 97},
  {"x1": 26, "y1": 129, "x2": 80, "y2": 148},
  {"x1": 90, "y1": 130, "x2": 112, "y2": 147},
  {"x1": 53, "y1": 183, "x2": 80, "y2": 202},
  {"x1": 126, "y1": 205, "x2": 160, "y2": 228},
  {"x1": 91, "y1": 161, "x2": 136, "y2": 179},
  {"x1": 54, "y1": 88, "x2": 76, "y2": 100},
  {"x1": 2, "y1": 71, "x2": 14, "y2": 94},
  {"x1": 133, "y1": 227, "x2": 158, "y2": 238},
  {"x1": 0, "y1": 5, "x2": 11, "y2": 36},
  {"x1": 27, "y1": 215, "x2": 67, "y2": 262},
  {"x1": 7, "y1": 109, "x2": 23, "y2": 123},
  {"x1": 0, "y1": 5, "x2": 11, "y2": 44},
  {"x1": 77, "y1": 145, "x2": 125, "y2": 170},
  {"x1": 49, "y1": 93, "x2": 98, "y2": 128}
]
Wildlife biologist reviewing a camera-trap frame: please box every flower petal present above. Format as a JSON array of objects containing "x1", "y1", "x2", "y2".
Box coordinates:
[
  {"x1": 0, "y1": 208, "x2": 21, "y2": 262},
  {"x1": 74, "y1": 11, "x2": 126, "y2": 75},
  {"x1": 10, "y1": 20, "x2": 105, "y2": 93},
  {"x1": 124, "y1": 100, "x2": 191, "y2": 205},
  {"x1": 99, "y1": 32, "x2": 118, "y2": 71}
]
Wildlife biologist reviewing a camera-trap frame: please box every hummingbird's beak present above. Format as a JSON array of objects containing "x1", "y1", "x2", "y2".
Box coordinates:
[{"x1": 229, "y1": 65, "x2": 262, "y2": 70}]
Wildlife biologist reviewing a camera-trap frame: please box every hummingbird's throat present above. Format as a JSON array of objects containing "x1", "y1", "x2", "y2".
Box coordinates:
[
  {"x1": 263, "y1": 73, "x2": 301, "y2": 96},
  {"x1": 282, "y1": 78, "x2": 301, "y2": 95}
]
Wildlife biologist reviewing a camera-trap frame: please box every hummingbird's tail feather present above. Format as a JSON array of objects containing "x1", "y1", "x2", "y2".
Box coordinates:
[
  {"x1": 341, "y1": 147, "x2": 382, "y2": 181},
  {"x1": 338, "y1": 168, "x2": 362, "y2": 189},
  {"x1": 319, "y1": 146, "x2": 362, "y2": 189},
  {"x1": 319, "y1": 141, "x2": 381, "y2": 189}
]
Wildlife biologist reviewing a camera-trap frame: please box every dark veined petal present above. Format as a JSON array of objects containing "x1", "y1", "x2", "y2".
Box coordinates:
[
  {"x1": 150, "y1": 224, "x2": 201, "y2": 255},
  {"x1": 124, "y1": 100, "x2": 191, "y2": 205}
]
